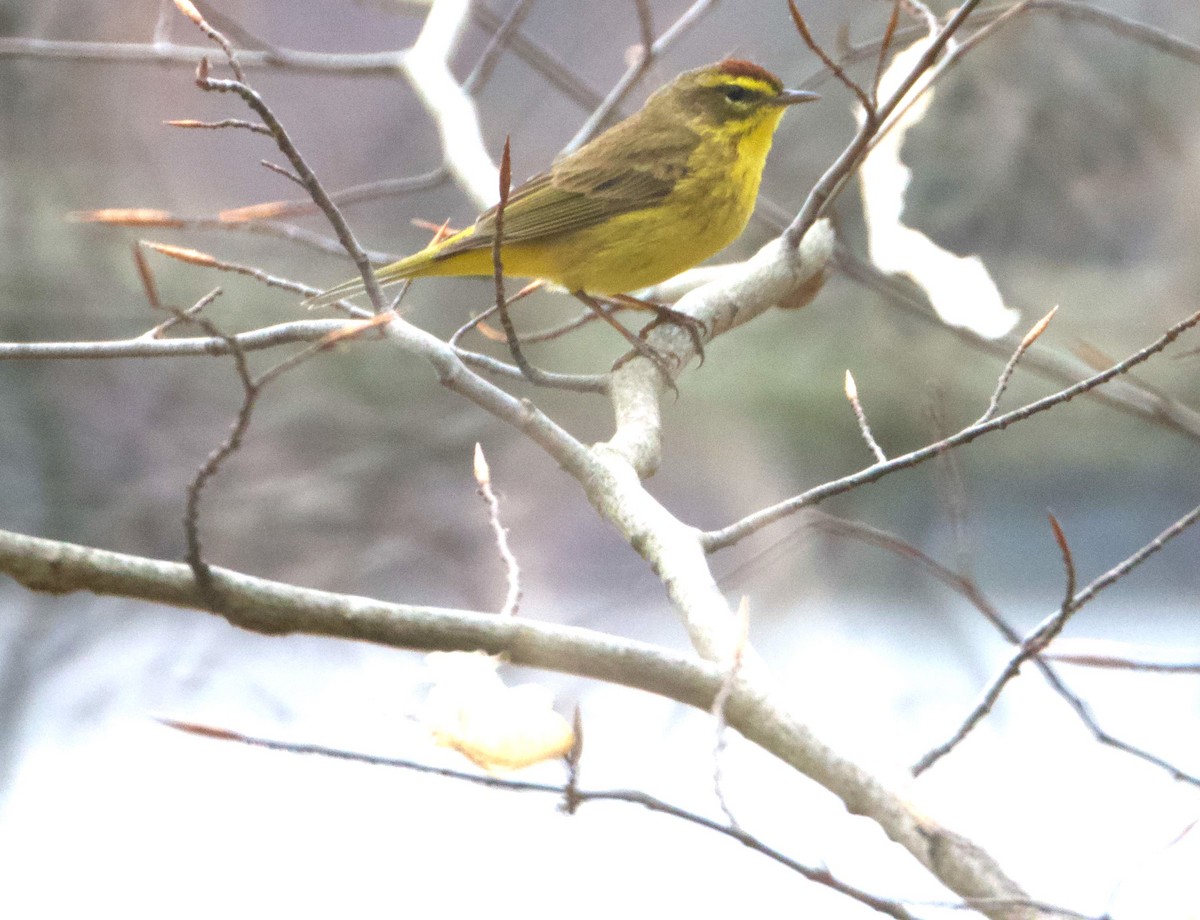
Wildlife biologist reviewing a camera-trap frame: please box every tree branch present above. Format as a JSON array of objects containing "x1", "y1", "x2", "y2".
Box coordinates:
[
  {"x1": 0, "y1": 524, "x2": 1056, "y2": 918},
  {"x1": 704, "y1": 305, "x2": 1200, "y2": 552}
]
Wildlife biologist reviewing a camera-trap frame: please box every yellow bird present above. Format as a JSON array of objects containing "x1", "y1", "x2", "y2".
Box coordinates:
[{"x1": 306, "y1": 59, "x2": 817, "y2": 316}]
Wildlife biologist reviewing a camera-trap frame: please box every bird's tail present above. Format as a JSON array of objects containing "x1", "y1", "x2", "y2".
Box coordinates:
[{"x1": 301, "y1": 249, "x2": 431, "y2": 310}]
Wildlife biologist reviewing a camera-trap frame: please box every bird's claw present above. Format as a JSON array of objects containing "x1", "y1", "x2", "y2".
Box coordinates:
[
  {"x1": 638, "y1": 305, "x2": 708, "y2": 366},
  {"x1": 611, "y1": 341, "x2": 682, "y2": 395}
]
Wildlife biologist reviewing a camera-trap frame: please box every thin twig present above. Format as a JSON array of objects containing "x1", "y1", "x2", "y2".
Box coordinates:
[
  {"x1": 177, "y1": 301, "x2": 389, "y2": 607},
  {"x1": 72, "y1": 207, "x2": 398, "y2": 264},
  {"x1": 803, "y1": 512, "x2": 1200, "y2": 786},
  {"x1": 182, "y1": 13, "x2": 387, "y2": 312},
  {"x1": 977, "y1": 307, "x2": 1058, "y2": 423},
  {"x1": 844, "y1": 370, "x2": 887, "y2": 463},
  {"x1": 172, "y1": 0, "x2": 245, "y2": 81},
  {"x1": 788, "y1": 0, "x2": 877, "y2": 126},
  {"x1": 131, "y1": 242, "x2": 163, "y2": 311},
  {"x1": 1042, "y1": 639, "x2": 1200, "y2": 674},
  {"x1": 454, "y1": 349, "x2": 609, "y2": 393},
  {"x1": 860, "y1": 0, "x2": 1035, "y2": 170},
  {"x1": 139, "y1": 241, "x2": 373, "y2": 319},
  {"x1": 259, "y1": 159, "x2": 306, "y2": 189},
  {"x1": 176, "y1": 292, "x2": 252, "y2": 607},
  {"x1": 0, "y1": 319, "x2": 360, "y2": 361},
  {"x1": 253, "y1": 314, "x2": 392, "y2": 392},
  {"x1": 901, "y1": 0, "x2": 941, "y2": 34},
  {"x1": 923, "y1": 388, "x2": 973, "y2": 576},
  {"x1": 500, "y1": 306, "x2": 605, "y2": 344},
  {"x1": 490, "y1": 137, "x2": 549, "y2": 385},
  {"x1": 463, "y1": 0, "x2": 536, "y2": 93},
  {"x1": 872, "y1": 1, "x2": 903, "y2": 106},
  {"x1": 473, "y1": 443, "x2": 522, "y2": 617},
  {"x1": 468, "y1": 4, "x2": 603, "y2": 110},
  {"x1": 447, "y1": 281, "x2": 543, "y2": 348},
  {"x1": 166, "y1": 117, "x2": 270, "y2": 135},
  {"x1": 785, "y1": 0, "x2": 984, "y2": 247},
  {"x1": 2, "y1": 3, "x2": 1188, "y2": 81}
]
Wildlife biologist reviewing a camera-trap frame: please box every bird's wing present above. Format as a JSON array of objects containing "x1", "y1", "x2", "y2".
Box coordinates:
[{"x1": 435, "y1": 130, "x2": 695, "y2": 257}]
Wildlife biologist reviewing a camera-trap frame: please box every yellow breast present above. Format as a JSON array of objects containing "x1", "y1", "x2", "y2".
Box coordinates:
[{"x1": 507, "y1": 110, "x2": 785, "y2": 294}]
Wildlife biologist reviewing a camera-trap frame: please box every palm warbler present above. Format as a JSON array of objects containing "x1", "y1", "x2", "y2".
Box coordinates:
[{"x1": 306, "y1": 59, "x2": 817, "y2": 310}]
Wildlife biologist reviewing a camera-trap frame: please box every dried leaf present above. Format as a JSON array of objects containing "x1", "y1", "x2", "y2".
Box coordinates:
[{"x1": 423, "y1": 652, "x2": 575, "y2": 772}]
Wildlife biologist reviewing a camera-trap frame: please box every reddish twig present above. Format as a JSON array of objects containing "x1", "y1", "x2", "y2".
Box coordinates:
[
  {"x1": 490, "y1": 137, "x2": 550, "y2": 385},
  {"x1": 788, "y1": 0, "x2": 877, "y2": 125}
]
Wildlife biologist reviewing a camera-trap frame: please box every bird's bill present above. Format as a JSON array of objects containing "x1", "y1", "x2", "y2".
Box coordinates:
[{"x1": 773, "y1": 89, "x2": 821, "y2": 106}]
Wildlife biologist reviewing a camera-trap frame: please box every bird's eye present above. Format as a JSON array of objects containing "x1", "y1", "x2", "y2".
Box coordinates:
[{"x1": 723, "y1": 85, "x2": 753, "y2": 103}]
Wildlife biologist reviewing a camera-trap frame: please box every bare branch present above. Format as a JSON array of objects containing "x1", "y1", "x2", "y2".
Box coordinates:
[
  {"x1": 259, "y1": 158, "x2": 306, "y2": 189},
  {"x1": 191, "y1": 62, "x2": 388, "y2": 313},
  {"x1": 562, "y1": 706, "x2": 584, "y2": 815},
  {"x1": 159, "y1": 717, "x2": 921, "y2": 919},
  {"x1": 834, "y1": 244, "x2": 1200, "y2": 442},
  {"x1": 727, "y1": 509, "x2": 1200, "y2": 791},
  {"x1": 785, "y1": 0, "x2": 985, "y2": 247},
  {"x1": 872, "y1": 1, "x2": 903, "y2": 105},
  {"x1": 140, "y1": 240, "x2": 373, "y2": 317},
  {"x1": 172, "y1": 295, "x2": 255, "y2": 603},
  {"x1": 468, "y1": 4, "x2": 603, "y2": 110},
  {"x1": 704, "y1": 305, "x2": 1200, "y2": 552},
  {"x1": 0, "y1": 319, "x2": 358, "y2": 361},
  {"x1": 165, "y1": 116, "x2": 271, "y2": 135},
  {"x1": 915, "y1": 504, "x2": 1200, "y2": 780}
]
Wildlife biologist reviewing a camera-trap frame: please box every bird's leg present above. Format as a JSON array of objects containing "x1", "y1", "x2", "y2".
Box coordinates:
[
  {"x1": 608, "y1": 293, "x2": 707, "y2": 366},
  {"x1": 572, "y1": 291, "x2": 680, "y2": 386}
]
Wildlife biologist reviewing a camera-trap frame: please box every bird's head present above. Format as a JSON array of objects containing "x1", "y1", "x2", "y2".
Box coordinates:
[{"x1": 647, "y1": 58, "x2": 819, "y2": 135}]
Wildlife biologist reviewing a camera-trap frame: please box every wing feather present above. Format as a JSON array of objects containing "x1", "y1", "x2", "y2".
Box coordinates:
[{"x1": 433, "y1": 124, "x2": 697, "y2": 260}]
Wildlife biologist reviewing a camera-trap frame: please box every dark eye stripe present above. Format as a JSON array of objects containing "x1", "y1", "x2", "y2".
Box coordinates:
[{"x1": 723, "y1": 85, "x2": 756, "y2": 102}]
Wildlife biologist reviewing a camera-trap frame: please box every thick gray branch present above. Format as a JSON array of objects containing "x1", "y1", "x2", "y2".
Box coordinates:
[{"x1": 0, "y1": 525, "x2": 1055, "y2": 918}]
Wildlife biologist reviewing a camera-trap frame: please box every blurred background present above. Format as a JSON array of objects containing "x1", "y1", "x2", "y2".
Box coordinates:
[{"x1": 1, "y1": 1, "x2": 1198, "y2": 916}]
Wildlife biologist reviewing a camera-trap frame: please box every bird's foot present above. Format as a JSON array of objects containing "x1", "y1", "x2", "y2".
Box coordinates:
[{"x1": 610, "y1": 294, "x2": 707, "y2": 366}]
